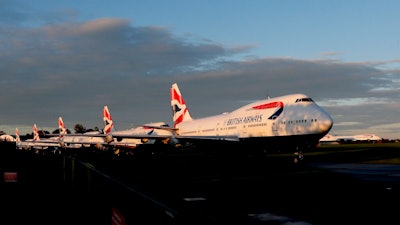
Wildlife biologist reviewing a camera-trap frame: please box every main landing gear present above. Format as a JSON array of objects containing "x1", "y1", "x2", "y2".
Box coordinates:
[{"x1": 293, "y1": 148, "x2": 304, "y2": 164}]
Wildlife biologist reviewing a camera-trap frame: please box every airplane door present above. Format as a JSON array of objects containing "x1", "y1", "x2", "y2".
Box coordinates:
[
  {"x1": 241, "y1": 124, "x2": 248, "y2": 137},
  {"x1": 272, "y1": 121, "x2": 277, "y2": 132},
  {"x1": 271, "y1": 115, "x2": 278, "y2": 132},
  {"x1": 218, "y1": 121, "x2": 229, "y2": 136}
]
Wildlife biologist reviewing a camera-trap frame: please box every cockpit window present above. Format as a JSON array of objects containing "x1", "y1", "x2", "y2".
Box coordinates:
[{"x1": 295, "y1": 98, "x2": 314, "y2": 103}]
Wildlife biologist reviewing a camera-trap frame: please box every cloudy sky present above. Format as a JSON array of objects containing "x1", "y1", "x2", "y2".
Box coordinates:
[{"x1": 1, "y1": 0, "x2": 400, "y2": 139}]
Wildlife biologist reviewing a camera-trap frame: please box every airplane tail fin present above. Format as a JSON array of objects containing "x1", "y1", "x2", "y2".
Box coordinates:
[
  {"x1": 58, "y1": 117, "x2": 67, "y2": 138},
  {"x1": 33, "y1": 124, "x2": 40, "y2": 141},
  {"x1": 170, "y1": 83, "x2": 192, "y2": 127},
  {"x1": 15, "y1": 128, "x2": 21, "y2": 143},
  {"x1": 103, "y1": 105, "x2": 115, "y2": 134}
]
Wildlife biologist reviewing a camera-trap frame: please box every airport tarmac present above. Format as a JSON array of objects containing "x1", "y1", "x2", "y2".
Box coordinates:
[{"x1": 1, "y1": 143, "x2": 400, "y2": 224}]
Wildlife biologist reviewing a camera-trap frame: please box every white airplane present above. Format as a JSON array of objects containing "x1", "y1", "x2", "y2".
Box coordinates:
[
  {"x1": 16, "y1": 125, "x2": 60, "y2": 152},
  {"x1": 56, "y1": 116, "x2": 106, "y2": 150},
  {"x1": 15, "y1": 127, "x2": 31, "y2": 150},
  {"x1": 168, "y1": 82, "x2": 334, "y2": 153},
  {"x1": 51, "y1": 107, "x2": 175, "y2": 154},
  {"x1": 39, "y1": 116, "x2": 106, "y2": 151},
  {"x1": 100, "y1": 105, "x2": 175, "y2": 152},
  {"x1": 320, "y1": 133, "x2": 382, "y2": 144},
  {"x1": 318, "y1": 133, "x2": 339, "y2": 143},
  {"x1": 0, "y1": 134, "x2": 15, "y2": 142}
]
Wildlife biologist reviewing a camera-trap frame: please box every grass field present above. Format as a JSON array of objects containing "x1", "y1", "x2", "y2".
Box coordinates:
[{"x1": 308, "y1": 142, "x2": 400, "y2": 164}]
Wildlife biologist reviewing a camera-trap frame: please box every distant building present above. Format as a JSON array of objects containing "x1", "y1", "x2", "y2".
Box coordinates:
[{"x1": 320, "y1": 133, "x2": 382, "y2": 144}]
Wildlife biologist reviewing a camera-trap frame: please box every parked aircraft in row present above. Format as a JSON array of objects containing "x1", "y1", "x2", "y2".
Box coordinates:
[
  {"x1": 319, "y1": 133, "x2": 382, "y2": 144},
  {"x1": 15, "y1": 125, "x2": 60, "y2": 153},
  {"x1": 17, "y1": 82, "x2": 334, "y2": 156},
  {"x1": 15, "y1": 120, "x2": 105, "y2": 153},
  {"x1": 44, "y1": 106, "x2": 175, "y2": 155},
  {"x1": 15, "y1": 128, "x2": 31, "y2": 150},
  {"x1": 84, "y1": 83, "x2": 334, "y2": 154},
  {"x1": 100, "y1": 105, "x2": 174, "y2": 150},
  {"x1": 57, "y1": 117, "x2": 106, "y2": 149}
]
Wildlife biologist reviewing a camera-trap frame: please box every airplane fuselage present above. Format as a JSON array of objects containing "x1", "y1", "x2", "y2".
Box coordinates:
[
  {"x1": 60, "y1": 131, "x2": 105, "y2": 148},
  {"x1": 109, "y1": 122, "x2": 175, "y2": 147},
  {"x1": 175, "y1": 94, "x2": 333, "y2": 150}
]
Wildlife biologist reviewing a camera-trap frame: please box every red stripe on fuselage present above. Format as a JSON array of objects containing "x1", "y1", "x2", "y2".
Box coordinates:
[{"x1": 252, "y1": 101, "x2": 283, "y2": 110}]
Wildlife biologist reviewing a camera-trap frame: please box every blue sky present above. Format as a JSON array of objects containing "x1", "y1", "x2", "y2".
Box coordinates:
[{"x1": 1, "y1": 0, "x2": 400, "y2": 139}]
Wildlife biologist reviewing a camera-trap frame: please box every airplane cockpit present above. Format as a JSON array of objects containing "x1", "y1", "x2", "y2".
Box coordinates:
[{"x1": 295, "y1": 97, "x2": 314, "y2": 103}]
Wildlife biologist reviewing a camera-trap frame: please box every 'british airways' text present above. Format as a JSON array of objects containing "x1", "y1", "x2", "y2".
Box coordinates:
[{"x1": 227, "y1": 115, "x2": 263, "y2": 125}]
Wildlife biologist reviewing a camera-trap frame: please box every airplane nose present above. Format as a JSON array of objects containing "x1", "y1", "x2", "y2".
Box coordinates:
[{"x1": 320, "y1": 110, "x2": 334, "y2": 134}]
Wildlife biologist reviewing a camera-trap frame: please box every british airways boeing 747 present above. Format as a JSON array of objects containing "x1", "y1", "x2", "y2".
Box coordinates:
[{"x1": 169, "y1": 83, "x2": 333, "y2": 153}]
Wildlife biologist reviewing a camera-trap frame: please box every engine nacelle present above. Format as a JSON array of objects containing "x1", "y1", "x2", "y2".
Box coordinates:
[
  {"x1": 94, "y1": 143, "x2": 105, "y2": 151},
  {"x1": 105, "y1": 134, "x2": 114, "y2": 144},
  {"x1": 161, "y1": 138, "x2": 170, "y2": 144}
]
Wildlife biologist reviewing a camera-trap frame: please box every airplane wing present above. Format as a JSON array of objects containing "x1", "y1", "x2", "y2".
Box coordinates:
[
  {"x1": 46, "y1": 133, "x2": 240, "y2": 142},
  {"x1": 135, "y1": 124, "x2": 178, "y2": 132},
  {"x1": 170, "y1": 135, "x2": 240, "y2": 142},
  {"x1": 24, "y1": 139, "x2": 61, "y2": 147}
]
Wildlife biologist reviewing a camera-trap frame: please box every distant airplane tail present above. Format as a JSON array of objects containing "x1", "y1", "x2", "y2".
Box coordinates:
[
  {"x1": 15, "y1": 128, "x2": 21, "y2": 143},
  {"x1": 58, "y1": 117, "x2": 67, "y2": 138},
  {"x1": 103, "y1": 105, "x2": 116, "y2": 143},
  {"x1": 15, "y1": 127, "x2": 29, "y2": 150},
  {"x1": 103, "y1": 105, "x2": 115, "y2": 134},
  {"x1": 57, "y1": 117, "x2": 68, "y2": 147},
  {"x1": 33, "y1": 124, "x2": 40, "y2": 141},
  {"x1": 170, "y1": 83, "x2": 193, "y2": 127}
]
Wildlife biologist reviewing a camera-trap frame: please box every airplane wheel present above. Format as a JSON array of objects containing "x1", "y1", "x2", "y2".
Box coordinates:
[{"x1": 54, "y1": 149, "x2": 62, "y2": 155}]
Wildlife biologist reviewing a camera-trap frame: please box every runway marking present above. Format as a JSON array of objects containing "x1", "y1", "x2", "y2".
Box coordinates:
[
  {"x1": 309, "y1": 163, "x2": 400, "y2": 183},
  {"x1": 248, "y1": 212, "x2": 313, "y2": 224},
  {"x1": 183, "y1": 197, "x2": 206, "y2": 202}
]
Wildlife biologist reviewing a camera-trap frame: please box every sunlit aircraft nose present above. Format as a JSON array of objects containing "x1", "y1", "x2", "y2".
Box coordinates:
[{"x1": 319, "y1": 110, "x2": 334, "y2": 134}]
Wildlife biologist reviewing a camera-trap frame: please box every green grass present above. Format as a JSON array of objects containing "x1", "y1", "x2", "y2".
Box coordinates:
[{"x1": 307, "y1": 142, "x2": 400, "y2": 164}]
